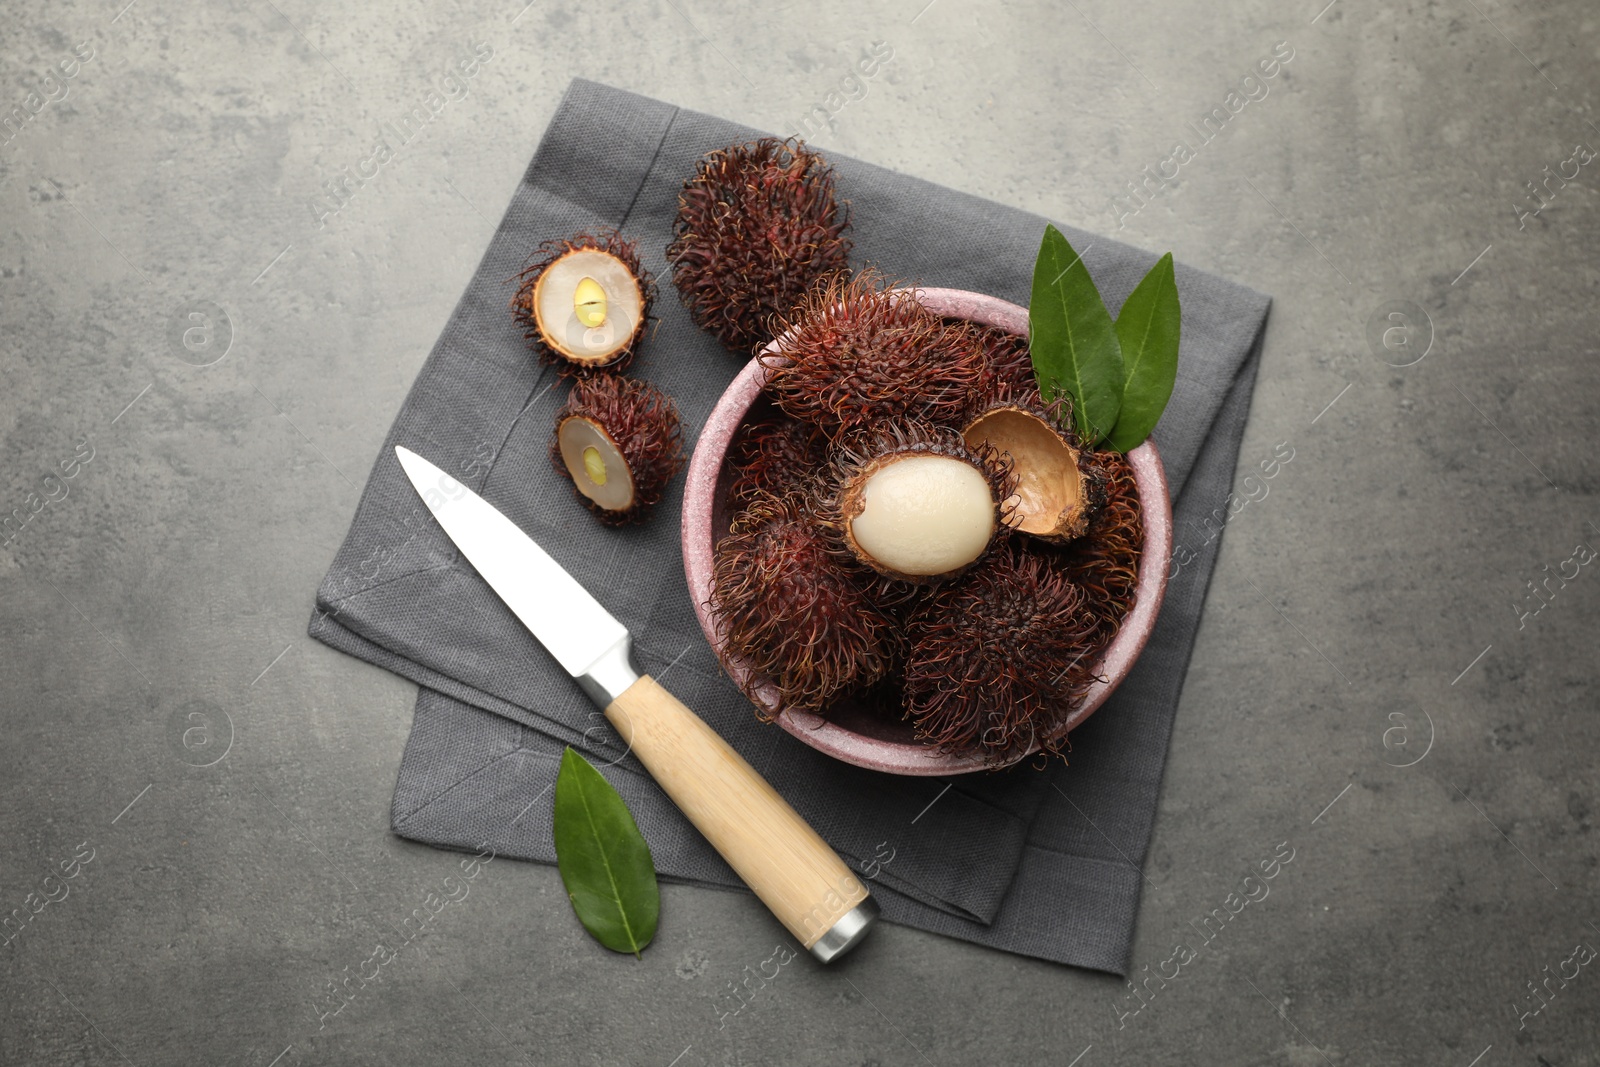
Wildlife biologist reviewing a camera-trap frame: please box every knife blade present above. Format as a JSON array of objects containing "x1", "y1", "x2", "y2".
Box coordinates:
[{"x1": 395, "y1": 445, "x2": 877, "y2": 962}]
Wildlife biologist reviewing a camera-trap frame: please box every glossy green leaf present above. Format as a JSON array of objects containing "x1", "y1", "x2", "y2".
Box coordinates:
[
  {"x1": 1029, "y1": 224, "x2": 1124, "y2": 445},
  {"x1": 553, "y1": 746, "x2": 659, "y2": 956},
  {"x1": 1108, "y1": 253, "x2": 1181, "y2": 453}
]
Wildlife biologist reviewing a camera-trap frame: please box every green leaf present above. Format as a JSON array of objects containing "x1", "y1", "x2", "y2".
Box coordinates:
[
  {"x1": 1108, "y1": 253, "x2": 1181, "y2": 453},
  {"x1": 1029, "y1": 224, "x2": 1124, "y2": 445},
  {"x1": 553, "y1": 746, "x2": 660, "y2": 956}
]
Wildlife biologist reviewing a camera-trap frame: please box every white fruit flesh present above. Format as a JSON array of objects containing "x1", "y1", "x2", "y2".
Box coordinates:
[
  {"x1": 557, "y1": 416, "x2": 634, "y2": 512},
  {"x1": 533, "y1": 249, "x2": 643, "y2": 364},
  {"x1": 849, "y1": 455, "x2": 995, "y2": 576}
]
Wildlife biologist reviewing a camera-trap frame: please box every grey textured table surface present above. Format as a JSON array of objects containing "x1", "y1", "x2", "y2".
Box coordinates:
[{"x1": 2, "y1": 2, "x2": 1596, "y2": 1065}]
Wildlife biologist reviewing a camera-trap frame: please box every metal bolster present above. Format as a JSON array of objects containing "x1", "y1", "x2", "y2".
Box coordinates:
[{"x1": 575, "y1": 634, "x2": 640, "y2": 707}]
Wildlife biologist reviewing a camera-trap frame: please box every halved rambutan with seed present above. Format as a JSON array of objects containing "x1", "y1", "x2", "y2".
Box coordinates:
[
  {"x1": 667, "y1": 138, "x2": 851, "y2": 354},
  {"x1": 512, "y1": 231, "x2": 654, "y2": 376},
  {"x1": 903, "y1": 540, "x2": 1100, "y2": 763},
  {"x1": 550, "y1": 374, "x2": 684, "y2": 525},
  {"x1": 710, "y1": 491, "x2": 899, "y2": 715},
  {"x1": 816, "y1": 420, "x2": 1016, "y2": 584},
  {"x1": 962, "y1": 380, "x2": 1106, "y2": 544},
  {"x1": 762, "y1": 274, "x2": 991, "y2": 440}
]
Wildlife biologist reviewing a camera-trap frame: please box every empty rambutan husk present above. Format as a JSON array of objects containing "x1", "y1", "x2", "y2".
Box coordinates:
[
  {"x1": 816, "y1": 420, "x2": 1016, "y2": 586},
  {"x1": 550, "y1": 373, "x2": 685, "y2": 526},
  {"x1": 512, "y1": 231, "x2": 655, "y2": 376},
  {"x1": 902, "y1": 539, "x2": 1101, "y2": 764},
  {"x1": 710, "y1": 490, "x2": 899, "y2": 715},
  {"x1": 726, "y1": 405, "x2": 829, "y2": 508},
  {"x1": 962, "y1": 379, "x2": 1107, "y2": 544},
  {"x1": 762, "y1": 273, "x2": 991, "y2": 440},
  {"x1": 667, "y1": 138, "x2": 852, "y2": 354}
]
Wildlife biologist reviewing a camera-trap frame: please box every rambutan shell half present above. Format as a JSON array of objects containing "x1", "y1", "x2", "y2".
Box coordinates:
[{"x1": 963, "y1": 405, "x2": 1106, "y2": 543}]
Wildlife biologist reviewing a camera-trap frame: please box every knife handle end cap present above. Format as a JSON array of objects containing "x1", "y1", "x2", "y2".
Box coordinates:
[{"x1": 810, "y1": 896, "x2": 879, "y2": 964}]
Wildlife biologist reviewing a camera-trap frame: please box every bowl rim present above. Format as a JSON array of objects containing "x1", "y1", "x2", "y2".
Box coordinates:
[{"x1": 681, "y1": 286, "x2": 1173, "y2": 775}]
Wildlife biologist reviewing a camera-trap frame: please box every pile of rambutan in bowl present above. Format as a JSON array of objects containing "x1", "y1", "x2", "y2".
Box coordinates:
[{"x1": 682, "y1": 277, "x2": 1172, "y2": 776}]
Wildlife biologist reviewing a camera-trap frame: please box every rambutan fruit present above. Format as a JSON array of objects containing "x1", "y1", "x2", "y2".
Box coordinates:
[
  {"x1": 512, "y1": 231, "x2": 654, "y2": 376},
  {"x1": 710, "y1": 490, "x2": 899, "y2": 715},
  {"x1": 1059, "y1": 448, "x2": 1142, "y2": 639},
  {"x1": 667, "y1": 138, "x2": 852, "y2": 354},
  {"x1": 762, "y1": 274, "x2": 991, "y2": 440},
  {"x1": 971, "y1": 323, "x2": 1036, "y2": 391},
  {"x1": 726, "y1": 407, "x2": 828, "y2": 508},
  {"x1": 550, "y1": 373, "x2": 685, "y2": 526},
  {"x1": 962, "y1": 380, "x2": 1107, "y2": 544},
  {"x1": 902, "y1": 540, "x2": 1100, "y2": 763},
  {"x1": 817, "y1": 421, "x2": 1016, "y2": 584}
]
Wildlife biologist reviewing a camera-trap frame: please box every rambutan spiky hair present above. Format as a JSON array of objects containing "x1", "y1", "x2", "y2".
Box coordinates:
[
  {"x1": 549, "y1": 373, "x2": 685, "y2": 526},
  {"x1": 761, "y1": 273, "x2": 991, "y2": 440},
  {"x1": 667, "y1": 138, "x2": 852, "y2": 354},
  {"x1": 971, "y1": 322, "x2": 1036, "y2": 392},
  {"x1": 726, "y1": 409, "x2": 828, "y2": 509},
  {"x1": 902, "y1": 540, "x2": 1100, "y2": 763},
  {"x1": 709, "y1": 490, "x2": 899, "y2": 715},
  {"x1": 1058, "y1": 447, "x2": 1143, "y2": 642}
]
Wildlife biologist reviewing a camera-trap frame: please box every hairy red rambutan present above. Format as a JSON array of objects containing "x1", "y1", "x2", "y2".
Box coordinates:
[
  {"x1": 815, "y1": 420, "x2": 1016, "y2": 585},
  {"x1": 710, "y1": 491, "x2": 899, "y2": 715},
  {"x1": 667, "y1": 138, "x2": 852, "y2": 354},
  {"x1": 550, "y1": 374, "x2": 685, "y2": 526},
  {"x1": 1058, "y1": 448, "x2": 1143, "y2": 641},
  {"x1": 726, "y1": 407, "x2": 828, "y2": 508},
  {"x1": 971, "y1": 323, "x2": 1037, "y2": 392},
  {"x1": 511, "y1": 231, "x2": 655, "y2": 376},
  {"x1": 761, "y1": 274, "x2": 991, "y2": 440},
  {"x1": 902, "y1": 540, "x2": 1101, "y2": 763}
]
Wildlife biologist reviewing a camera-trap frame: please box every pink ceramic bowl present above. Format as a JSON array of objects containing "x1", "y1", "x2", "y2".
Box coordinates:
[{"x1": 681, "y1": 288, "x2": 1173, "y2": 775}]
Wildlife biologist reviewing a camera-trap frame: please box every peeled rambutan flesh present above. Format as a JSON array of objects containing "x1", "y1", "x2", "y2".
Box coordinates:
[
  {"x1": 962, "y1": 384, "x2": 1106, "y2": 544},
  {"x1": 902, "y1": 540, "x2": 1101, "y2": 763},
  {"x1": 668, "y1": 138, "x2": 851, "y2": 354},
  {"x1": 710, "y1": 491, "x2": 898, "y2": 714},
  {"x1": 819, "y1": 421, "x2": 1016, "y2": 584},
  {"x1": 550, "y1": 374, "x2": 685, "y2": 525},
  {"x1": 762, "y1": 274, "x2": 990, "y2": 440},
  {"x1": 512, "y1": 231, "x2": 654, "y2": 375}
]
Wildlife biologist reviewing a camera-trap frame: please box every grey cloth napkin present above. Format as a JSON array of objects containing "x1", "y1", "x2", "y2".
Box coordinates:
[{"x1": 308, "y1": 79, "x2": 1269, "y2": 974}]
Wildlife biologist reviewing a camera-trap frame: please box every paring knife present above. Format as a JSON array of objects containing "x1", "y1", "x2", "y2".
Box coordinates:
[{"x1": 394, "y1": 446, "x2": 877, "y2": 962}]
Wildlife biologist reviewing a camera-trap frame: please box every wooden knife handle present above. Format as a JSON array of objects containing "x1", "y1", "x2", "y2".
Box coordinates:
[{"x1": 604, "y1": 675, "x2": 873, "y2": 955}]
